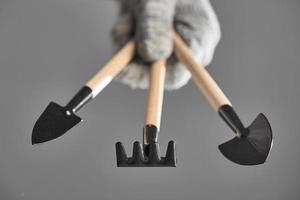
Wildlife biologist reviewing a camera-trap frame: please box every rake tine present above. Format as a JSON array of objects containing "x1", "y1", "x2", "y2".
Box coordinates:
[
  {"x1": 165, "y1": 141, "x2": 176, "y2": 165},
  {"x1": 116, "y1": 142, "x2": 128, "y2": 165},
  {"x1": 148, "y1": 143, "x2": 161, "y2": 163},
  {"x1": 132, "y1": 141, "x2": 145, "y2": 164}
]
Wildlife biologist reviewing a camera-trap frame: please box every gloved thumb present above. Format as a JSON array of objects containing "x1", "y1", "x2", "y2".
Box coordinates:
[{"x1": 133, "y1": 0, "x2": 175, "y2": 62}]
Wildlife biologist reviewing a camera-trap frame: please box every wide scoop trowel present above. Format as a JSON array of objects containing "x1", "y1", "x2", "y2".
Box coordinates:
[
  {"x1": 32, "y1": 41, "x2": 135, "y2": 144},
  {"x1": 173, "y1": 32, "x2": 273, "y2": 165}
]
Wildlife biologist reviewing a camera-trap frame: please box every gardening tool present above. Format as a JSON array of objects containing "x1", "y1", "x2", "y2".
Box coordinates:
[
  {"x1": 173, "y1": 32, "x2": 273, "y2": 165},
  {"x1": 116, "y1": 60, "x2": 176, "y2": 167},
  {"x1": 32, "y1": 40, "x2": 135, "y2": 144}
]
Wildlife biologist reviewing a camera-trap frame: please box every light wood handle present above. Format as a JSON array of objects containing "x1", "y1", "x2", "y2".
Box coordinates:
[
  {"x1": 144, "y1": 60, "x2": 166, "y2": 130},
  {"x1": 173, "y1": 32, "x2": 231, "y2": 111},
  {"x1": 85, "y1": 40, "x2": 135, "y2": 97}
]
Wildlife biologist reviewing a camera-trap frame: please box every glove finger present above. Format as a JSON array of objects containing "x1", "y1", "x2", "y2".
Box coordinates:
[
  {"x1": 134, "y1": 0, "x2": 175, "y2": 62},
  {"x1": 164, "y1": 55, "x2": 191, "y2": 90},
  {"x1": 111, "y1": 11, "x2": 134, "y2": 47},
  {"x1": 116, "y1": 58, "x2": 191, "y2": 90},
  {"x1": 174, "y1": 0, "x2": 221, "y2": 66},
  {"x1": 116, "y1": 58, "x2": 150, "y2": 90}
]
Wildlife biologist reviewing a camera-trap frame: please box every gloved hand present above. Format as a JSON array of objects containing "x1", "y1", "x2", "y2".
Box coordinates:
[{"x1": 112, "y1": 0, "x2": 221, "y2": 90}]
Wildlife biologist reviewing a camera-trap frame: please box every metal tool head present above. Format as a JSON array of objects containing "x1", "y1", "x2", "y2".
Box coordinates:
[
  {"x1": 32, "y1": 102, "x2": 82, "y2": 145},
  {"x1": 219, "y1": 113, "x2": 273, "y2": 165},
  {"x1": 116, "y1": 140, "x2": 176, "y2": 167}
]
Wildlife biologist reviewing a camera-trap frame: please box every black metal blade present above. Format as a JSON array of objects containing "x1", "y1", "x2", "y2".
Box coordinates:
[
  {"x1": 32, "y1": 102, "x2": 82, "y2": 144},
  {"x1": 219, "y1": 113, "x2": 273, "y2": 165}
]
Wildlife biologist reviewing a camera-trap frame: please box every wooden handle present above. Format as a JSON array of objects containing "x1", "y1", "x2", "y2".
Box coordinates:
[
  {"x1": 173, "y1": 32, "x2": 231, "y2": 111},
  {"x1": 144, "y1": 60, "x2": 166, "y2": 130},
  {"x1": 85, "y1": 40, "x2": 135, "y2": 97}
]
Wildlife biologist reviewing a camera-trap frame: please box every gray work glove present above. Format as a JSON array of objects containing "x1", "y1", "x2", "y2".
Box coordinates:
[{"x1": 112, "y1": 0, "x2": 221, "y2": 90}]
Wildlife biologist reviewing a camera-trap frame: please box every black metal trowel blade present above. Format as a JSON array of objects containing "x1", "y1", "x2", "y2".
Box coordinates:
[
  {"x1": 32, "y1": 102, "x2": 82, "y2": 144},
  {"x1": 219, "y1": 113, "x2": 273, "y2": 165}
]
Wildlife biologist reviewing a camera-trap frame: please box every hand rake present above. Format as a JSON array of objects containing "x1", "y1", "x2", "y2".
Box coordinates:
[{"x1": 116, "y1": 60, "x2": 176, "y2": 167}]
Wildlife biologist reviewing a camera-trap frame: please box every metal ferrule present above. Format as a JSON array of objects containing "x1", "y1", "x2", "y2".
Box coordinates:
[
  {"x1": 143, "y1": 125, "x2": 158, "y2": 145},
  {"x1": 218, "y1": 105, "x2": 249, "y2": 138},
  {"x1": 65, "y1": 86, "x2": 93, "y2": 113}
]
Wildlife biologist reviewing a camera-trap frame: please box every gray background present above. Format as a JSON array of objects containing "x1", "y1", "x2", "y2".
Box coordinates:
[{"x1": 0, "y1": 0, "x2": 299, "y2": 199}]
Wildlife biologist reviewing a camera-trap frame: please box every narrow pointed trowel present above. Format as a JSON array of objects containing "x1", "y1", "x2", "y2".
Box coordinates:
[
  {"x1": 173, "y1": 32, "x2": 273, "y2": 165},
  {"x1": 32, "y1": 41, "x2": 135, "y2": 144}
]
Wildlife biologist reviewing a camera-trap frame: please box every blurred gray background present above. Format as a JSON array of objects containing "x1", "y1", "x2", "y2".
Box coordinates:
[{"x1": 0, "y1": 0, "x2": 299, "y2": 199}]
